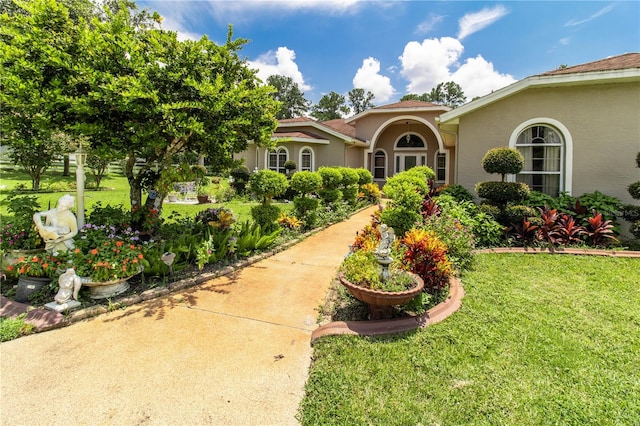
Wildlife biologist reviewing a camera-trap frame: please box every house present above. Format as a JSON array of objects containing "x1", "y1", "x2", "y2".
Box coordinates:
[{"x1": 238, "y1": 53, "x2": 640, "y2": 204}]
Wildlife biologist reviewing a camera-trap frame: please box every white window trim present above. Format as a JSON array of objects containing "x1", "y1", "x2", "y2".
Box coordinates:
[
  {"x1": 373, "y1": 149, "x2": 388, "y2": 181},
  {"x1": 265, "y1": 146, "x2": 290, "y2": 173},
  {"x1": 394, "y1": 152, "x2": 427, "y2": 173},
  {"x1": 508, "y1": 118, "x2": 573, "y2": 195},
  {"x1": 434, "y1": 149, "x2": 450, "y2": 185},
  {"x1": 395, "y1": 133, "x2": 427, "y2": 150},
  {"x1": 298, "y1": 146, "x2": 315, "y2": 171}
]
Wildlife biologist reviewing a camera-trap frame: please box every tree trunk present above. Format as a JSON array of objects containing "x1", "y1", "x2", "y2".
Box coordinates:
[{"x1": 63, "y1": 155, "x2": 70, "y2": 176}]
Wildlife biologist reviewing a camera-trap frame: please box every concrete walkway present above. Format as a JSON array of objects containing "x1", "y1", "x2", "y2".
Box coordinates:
[{"x1": 0, "y1": 205, "x2": 378, "y2": 426}]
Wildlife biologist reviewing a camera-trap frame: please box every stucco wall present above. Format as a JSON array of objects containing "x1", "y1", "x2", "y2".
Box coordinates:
[{"x1": 455, "y1": 82, "x2": 640, "y2": 203}]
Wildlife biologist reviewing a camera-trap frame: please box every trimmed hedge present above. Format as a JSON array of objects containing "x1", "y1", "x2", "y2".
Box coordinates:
[
  {"x1": 482, "y1": 147, "x2": 524, "y2": 180},
  {"x1": 476, "y1": 181, "x2": 530, "y2": 204}
]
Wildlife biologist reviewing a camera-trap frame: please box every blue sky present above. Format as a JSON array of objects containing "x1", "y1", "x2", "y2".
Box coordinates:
[{"x1": 139, "y1": 1, "x2": 640, "y2": 106}]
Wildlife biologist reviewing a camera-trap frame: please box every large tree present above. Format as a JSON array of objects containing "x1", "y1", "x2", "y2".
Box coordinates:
[
  {"x1": 2, "y1": 0, "x2": 280, "y2": 211},
  {"x1": 401, "y1": 81, "x2": 467, "y2": 108},
  {"x1": 311, "y1": 91, "x2": 350, "y2": 121},
  {"x1": 348, "y1": 88, "x2": 375, "y2": 114},
  {"x1": 266, "y1": 74, "x2": 310, "y2": 119}
]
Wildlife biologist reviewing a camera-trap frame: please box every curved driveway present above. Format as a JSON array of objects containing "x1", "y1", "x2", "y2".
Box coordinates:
[{"x1": 0, "y1": 205, "x2": 378, "y2": 426}]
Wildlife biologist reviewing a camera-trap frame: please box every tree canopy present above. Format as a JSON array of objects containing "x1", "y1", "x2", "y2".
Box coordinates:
[
  {"x1": 401, "y1": 81, "x2": 467, "y2": 108},
  {"x1": 311, "y1": 91, "x2": 350, "y2": 121},
  {"x1": 266, "y1": 75, "x2": 310, "y2": 119},
  {"x1": 348, "y1": 88, "x2": 375, "y2": 114},
  {"x1": 1, "y1": 0, "x2": 280, "y2": 209}
]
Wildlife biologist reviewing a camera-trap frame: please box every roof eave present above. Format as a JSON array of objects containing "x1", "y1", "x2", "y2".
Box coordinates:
[
  {"x1": 439, "y1": 68, "x2": 640, "y2": 124},
  {"x1": 346, "y1": 105, "x2": 451, "y2": 124}
]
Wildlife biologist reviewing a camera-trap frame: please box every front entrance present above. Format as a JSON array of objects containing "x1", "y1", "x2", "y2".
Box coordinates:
[{"x1": 395, "y1": 152, "x2": 426, "y2": 173}]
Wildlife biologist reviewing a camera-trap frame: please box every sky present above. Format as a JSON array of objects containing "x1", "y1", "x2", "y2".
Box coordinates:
[{"x1": 138, "y1": 0, "x2": 640, "y2": 106}]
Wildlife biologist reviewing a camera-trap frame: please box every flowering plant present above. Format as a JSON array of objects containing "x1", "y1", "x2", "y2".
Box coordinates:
[
  {"x1": 195, "y1": 207, "x2": 236, "y2": 231},
  {"x1": 4, "y1": 253, "x2": 65, "y2": 278},
  {"x1": 0, "y1": 194, "x2": 44, "y2": 251},
  {"x1": 66, "y1": 224, "x2": 146, "y2": 282},
  {"x1": 130, "y1": 205, "x2": 161, "y2": 233}
]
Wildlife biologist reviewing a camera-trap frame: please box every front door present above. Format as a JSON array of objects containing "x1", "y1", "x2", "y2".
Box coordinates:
[{"x1": 395, "y1": 153, "x2": 426, "y2": 173}]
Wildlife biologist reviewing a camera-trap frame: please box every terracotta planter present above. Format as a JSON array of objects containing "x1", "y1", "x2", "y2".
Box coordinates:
[
  {"x1": 339, "y1": 272, "x2": 424, "y2": 319},
  {"x1": 197, "y1": 195, "x2": 210, "y2": 204},
  {"x1": 15, "y1": 276, "x2": 51, "y2": 303}
]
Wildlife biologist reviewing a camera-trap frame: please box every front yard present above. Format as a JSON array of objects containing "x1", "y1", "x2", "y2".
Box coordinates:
[{"x1": 301, "y1": 253, "x2": 640, "y2": 425}]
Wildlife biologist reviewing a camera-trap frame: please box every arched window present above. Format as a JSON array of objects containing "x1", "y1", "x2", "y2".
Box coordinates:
[
  {"x1": 396, "y1": 134, "x2": 425, "y2": 148},
  {"x1": 268, "y1": 147, "x2": 288, "y2": 174},
  {"x1": 373, "y1": 150, "x2": 387, "y2": 179},
  {"x1": 515, "y1": 125, "x2": 563, "y2": 197},
  {"x1": 300, "y1": 147, "x2": 314, "y2": 171}
]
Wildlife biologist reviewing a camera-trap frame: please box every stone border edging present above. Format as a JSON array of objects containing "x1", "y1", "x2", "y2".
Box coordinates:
[
  {"x1": 310, "y1": 276, "x2": 464, "y2": 343},
  {"x1": 473, "y1": 247, "x2": 640, "y2": 257}
]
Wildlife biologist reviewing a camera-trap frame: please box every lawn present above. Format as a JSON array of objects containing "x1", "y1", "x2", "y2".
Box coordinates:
[
  {"x1": 0, "y1": 167, "x2": 292, "y2": 223},
  {"x1": 301, "y1": 253, "x2": 640, "y2": 425}
]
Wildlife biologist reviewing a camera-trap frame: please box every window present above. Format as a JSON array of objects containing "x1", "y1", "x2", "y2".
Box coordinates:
[
  {"x1": 396, "y1": 134, "x2": 425, "y2": 148},
  {"x1": 515, "y1": 125, "x2": 563, "y2": 197},
  {"x1": 300, "y1": 147, "x2": 313, "y2": 171},
  {"x1": 373, "y1": 150, "x2": 386, "y2": 179},
  {"x1": 435, "y1": 152, "x2": 447, "y2": 183},
  {"x1": 268, "y1": 147, "x2": 288, "y2": 174}
]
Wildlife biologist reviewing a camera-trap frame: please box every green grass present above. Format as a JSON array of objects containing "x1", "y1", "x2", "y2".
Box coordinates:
[
  {"x1": 0, "y1": 314, "x2": 34, "y2": 342},
  {"x1": 301, "y1": 254, "x2": 640, "y2": 425},
  {"x1": 0, "y1": 168, "x2": 292, "y2": 223}
]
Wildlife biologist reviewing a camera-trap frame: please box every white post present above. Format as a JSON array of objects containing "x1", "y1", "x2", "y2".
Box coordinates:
[{"x1": 75, "y1": 148, "x2": 86, "y2": 228}]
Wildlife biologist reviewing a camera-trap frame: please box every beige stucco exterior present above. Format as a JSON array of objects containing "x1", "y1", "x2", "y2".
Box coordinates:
[
  {"x1": 441, "y1": 78, "x2": 640, "y2": 204},
  {"x1": 236, "y1": 54, "x2": 639, "y2": 205}
]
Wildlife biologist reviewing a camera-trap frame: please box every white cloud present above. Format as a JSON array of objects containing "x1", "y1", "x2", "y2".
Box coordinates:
[
  {"x1": 399, "y1": 37, "x2": 516, "y2": 100},
  {"x1": 160, "y1": 15, "x2": 202, "y2": 41},
  {"x1": 352, "y1": 57, "x2": 395, "y2": 103},
  {"x1": 399, "y1": 37, "x2": 464, "y2": 93},
  {"x1": 451, "y1": 55, "x2": 516, "y2": 99},
  {"x1": 416, "y1": 13, "x2": 444, "y2": 34},
  {"x1": 248, "y1": 47, "x2": 312, "y2": 91},
  {"x1": 565, "y1": 4, "x2": 615, "y2": 27},
  {"x1": 203, "y1": 0, "x2": 365, "y2": 22},
  {"x1": 559, "y1": 37, "x2": 571, "y2": 46},
  {"x1": 457, "y1": 5, "x2": 508, "y2": 40}
]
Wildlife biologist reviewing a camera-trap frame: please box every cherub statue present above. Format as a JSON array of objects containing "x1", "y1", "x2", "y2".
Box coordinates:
[
  {"x1": 33, "y1": 194, "x2": 78, "y2": 252},
  {"x1": 54, "y1": 268, "x2": 83, "y2": 305}
]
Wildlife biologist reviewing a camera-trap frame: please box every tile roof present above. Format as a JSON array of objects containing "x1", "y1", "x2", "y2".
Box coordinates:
[
  {"x1": 272, "y1": 130, "x2": 324, "y2": 140},
  {"x1": 539, "y1": 52, "x2": 640, "y2": 76},
  {"x1": 321, "y1": 119, "x2": 356, "y2": 138}
]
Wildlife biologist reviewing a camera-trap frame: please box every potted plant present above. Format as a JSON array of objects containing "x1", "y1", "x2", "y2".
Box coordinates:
[
  {"x1": 64, "y1": 224, "x2": 148, "y2": 299},
  {"x1": 339, "y1": 245, "x2": 424, "y2": 320},
  {"x1": 4, "y1": 253, "x2": 65, "y2": 303},
  {"x1": 197, "y1": 187, "x2": 210, "y2": 204}
]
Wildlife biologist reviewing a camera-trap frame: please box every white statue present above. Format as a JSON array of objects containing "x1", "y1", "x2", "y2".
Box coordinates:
[
  {"x1": 54, "y1": 268, "x2": 83, "y2": 305},
  {"x1": 33, "y1": 194, "x2": 78, "y2": 252}
]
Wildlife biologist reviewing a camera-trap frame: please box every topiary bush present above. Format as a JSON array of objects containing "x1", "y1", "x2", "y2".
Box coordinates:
[
  {"x1": 380, "y1": 208, "x2": 421, "y2": 237},
  {"x1": 249, "y1": 169, "x2": 289, "y2": 205},
  {"x1": 482, "y1": 147, "x2": 524, "y2": 181},
  {"x1": 290, "y1": 171, "x2": 323, "y2": 195},
  {"x1": 476, "y1": 181, "x2": 530, "y2": 204},
  {"x1": 338, "y1": 167, "x2": 360, "y2": 205},
  {"x1": 318, "y1": 167, "x2": 343, "y2": 189},
  {"x1": 404, "y1": 166, "x2": 436, "y2": 182},
  {"x1": 229, "y1": 165, "x2": 251, "y2": 194}
]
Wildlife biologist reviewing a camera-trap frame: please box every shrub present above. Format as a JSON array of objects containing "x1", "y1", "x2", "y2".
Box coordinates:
[
  {"x1": 627, "y1": 181, "x2": 640, "y2": 200},
  {"x1": 400, "y1": 228, "x2": 452, "y2": 294},
  {"x1": 383, "y1": 174, "x2": 429, "y2": 211},
  {"x1": 290, "y1": 171, "x2": 323, "y2": 195},
  {"x1": 404, "y1": 166, "x2": 436, "y2": 182},
  {"x1": 88, "y1": 202, "x2": 130, "y2": 231},
  {"x1": 339, "y1": 167, "x2": 360, "y2": 186},
  {"x1": 422, "y1": 212, "x2": 474, "y2": 272},
  {"x1": 355, "y1": 168, "x2": 373, "y2": 185},
  {"x1": 229, "y1": 166, "x2": 251, "y2": 194},
  {"x1": 578, "y1": 191, "x2": 621, "y2": 222},
  {"x1": 358, "y1": 183, "x2": 381, "y2": 204},
  {"x1": 438, "y1": 184, "x2": 474, "y2": 202},
  {"x1": 482, "y1": 147, "x2": 524, "y2": 181},
  {"x1": 318, "y1": 167, "x2": 343, "y2": 189},
  {"x1": 283, "y1": 160, "x2": 297, "y2": 173},
  {"x1": 318, "y1": 188, "x2": 343, "y2": 204},
  {"x1": 631, "y1": 220, "x2": 640, "y2": 239},
  {"x1": 277, "y1": 212, "x2": 302, "y2": 231},
  {"x1": 380, "y1": 208, "x2": 421, "y2": 237},
  {"x1": 523, "y1": 190, "x2": 558, "y2": 210},
  {"x1": 250, "y1": 204, "x2": 281, "y2": 231},
  {"x1": 249, "y1": 170, "x2": 289, "y2": 205},
  {"x1": 478, "y1": 203, "x2": 501, "y2": 218},
  {"x1": 503, "y1": 204, "x2": 537, "y2": 225},
  {"x1": 476, "y1": 181, "x2": 530, "y2": 204},
  {"x1": 472, "y1": 212, "x2": 506, "y2": 248}
]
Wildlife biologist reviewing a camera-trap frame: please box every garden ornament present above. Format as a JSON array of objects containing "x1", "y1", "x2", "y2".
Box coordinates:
[
  {"x1": 45, "y1": 268, "x2": 83, "y2": 313},
  {"x1": 33, "y1": 194, "x2": 78, "y2": 253}
]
